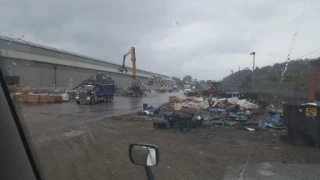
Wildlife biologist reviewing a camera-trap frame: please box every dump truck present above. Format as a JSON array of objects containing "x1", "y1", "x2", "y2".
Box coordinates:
[
  {"x1": 75, "y1": 82, "x2": 115, "y2": 105},
  {"x1": 183, "y1": 85, "x2": 191, "y2": 95}
]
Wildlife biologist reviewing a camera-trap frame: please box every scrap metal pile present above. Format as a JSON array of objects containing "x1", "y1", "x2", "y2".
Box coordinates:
[
  {"x1": 195, "y1": 81, "x2": 210, "y2": 92},
  {"x1": 72, "y1": 73, "x2": 113, "y2": 91},
  {"x1": 73, "y1": 73, "x2": 115, "y2": 90},
  {"x1": 142, "y1": 75, "x2": 174, "y2": 92},
  {"x1": 144, "y1": 95, "x2": 285, "y2": 132},
  {"x1": 82, "y1": 73, "x2": 115, "y2": 84},
  {"x1": 114, "y1": 85, "x2": 132, "y2": 96}
]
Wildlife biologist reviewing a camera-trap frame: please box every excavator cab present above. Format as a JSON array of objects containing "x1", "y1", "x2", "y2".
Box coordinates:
[{"x1": 127, "y1": 79, "x2": 145, "y2": 96}]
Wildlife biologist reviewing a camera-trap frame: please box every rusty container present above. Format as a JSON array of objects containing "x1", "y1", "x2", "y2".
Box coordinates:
[
  {"x1": 55, "y1": 95, "x2": 63, "y2": 103},
  {"x1": 49, "y1": 95, "x2": 56, "y2": 103},
  {"x1": 19, "y1": 94, "x2": 29, "y2": 103},
  {"x1": 28, "y1": 94, "x2": 40, "y2": 103},
  {"x1": 308, "y1": 60, "x2": 320, "y2": 102},
  {"x1": 39, "y1": 95, "x2": 50, "y2": 103}
]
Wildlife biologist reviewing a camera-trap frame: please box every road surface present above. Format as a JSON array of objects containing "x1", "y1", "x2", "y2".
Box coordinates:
[{"x1": 15, "y1": 91, "x2": 184, "y2": 137}]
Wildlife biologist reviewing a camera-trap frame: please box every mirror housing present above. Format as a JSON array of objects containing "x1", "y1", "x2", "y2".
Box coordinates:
[{"x1": 129, "y1": 143, "x2": 159, "y2": 167}]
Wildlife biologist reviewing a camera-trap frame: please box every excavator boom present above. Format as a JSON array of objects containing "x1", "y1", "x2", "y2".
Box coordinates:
[
  {"x1": 119, "y1": 47, "x2": 145, "y2": 96},
  {"x1": 121, "y1": 47, "x2": 136, "y2": 79}
]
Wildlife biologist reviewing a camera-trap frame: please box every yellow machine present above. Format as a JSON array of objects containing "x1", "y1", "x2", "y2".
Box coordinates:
[{"x1": 159, "y1": 84, "x2": 165, "y2": 92}]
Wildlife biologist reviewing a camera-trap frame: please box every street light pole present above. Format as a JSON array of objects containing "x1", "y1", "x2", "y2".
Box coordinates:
[{"x1": 250, "y1": 52, "x2": 255, "y2": 92}]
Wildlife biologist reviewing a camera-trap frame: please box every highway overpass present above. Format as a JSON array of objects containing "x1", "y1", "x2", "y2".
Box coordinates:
[{"x1": 0, "y1": 35, "x2": 174, "y2": 88}]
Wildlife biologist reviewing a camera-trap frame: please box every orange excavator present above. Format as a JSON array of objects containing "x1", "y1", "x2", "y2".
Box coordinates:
[
  {"x1": 118, "y1": 47, "x2": 145, "y2": 96},
  {"x1": 118, "y1": 47, "x2": 136, "y2": 77}
]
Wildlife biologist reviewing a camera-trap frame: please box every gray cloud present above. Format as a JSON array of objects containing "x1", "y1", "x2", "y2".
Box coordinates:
[{"x1": 1, "y1": 0, "x2": 319, "y2": 80}]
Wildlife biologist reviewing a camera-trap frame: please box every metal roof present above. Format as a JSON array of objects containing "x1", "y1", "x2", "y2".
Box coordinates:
[{"x1": 0, "y1": 35, "x2": 170, "y2": 79}]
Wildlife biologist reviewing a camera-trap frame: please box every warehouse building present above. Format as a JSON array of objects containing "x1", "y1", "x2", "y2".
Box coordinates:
[{"x1": 0, "y1": 35, "x2": 174, "y2": 89}]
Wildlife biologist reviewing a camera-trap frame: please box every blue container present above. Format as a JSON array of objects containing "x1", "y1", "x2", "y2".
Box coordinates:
[
  {"x1": 209, "y1": 108, "x2": 218, "y2": 113},
  {"x1": 163, "y1": 112, "x2": 174, "y2": 116}
]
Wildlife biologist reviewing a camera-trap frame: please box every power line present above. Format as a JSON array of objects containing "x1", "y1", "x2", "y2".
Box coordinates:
[{"x1": 293, "y1": 47, "x2": 320, "y2": 60}]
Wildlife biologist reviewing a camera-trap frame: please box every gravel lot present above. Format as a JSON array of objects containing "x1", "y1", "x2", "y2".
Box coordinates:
[{"x1": 31, "y1": 114, "x2": 320, "y2": 180}]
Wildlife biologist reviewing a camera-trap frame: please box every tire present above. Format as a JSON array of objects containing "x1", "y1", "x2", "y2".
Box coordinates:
[
  {"x1": 165, "y1": 123, "x2": 169, "y2": 130},
  {"x1": 90, "y1": 98, "x2": 95, "y2": 105},
  {"x1": 76, "y1": 101, "x2": 80, "y2": 105}
]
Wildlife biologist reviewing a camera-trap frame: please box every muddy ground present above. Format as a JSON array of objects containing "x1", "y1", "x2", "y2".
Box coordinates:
[{"x1": 31, "y1": 114, "x2": 320, "y2": 180}]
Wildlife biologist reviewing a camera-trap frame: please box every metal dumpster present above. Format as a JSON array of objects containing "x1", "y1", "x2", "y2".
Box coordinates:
[{"x1": 283, "y1": 103, "x2": 320, "y2": 146}]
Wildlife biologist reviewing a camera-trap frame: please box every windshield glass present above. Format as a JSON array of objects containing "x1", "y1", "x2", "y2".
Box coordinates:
[
  {"x1": 84, "y1": 85, "x2": 94, "y2": 91},
  {"x1": 2, "y1": 1, "x2": 320, "y2": 180}
]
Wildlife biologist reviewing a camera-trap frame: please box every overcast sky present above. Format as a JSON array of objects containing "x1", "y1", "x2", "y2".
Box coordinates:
[{"x1": 1, "y1": 0, "x2": 319, "y2": 80}]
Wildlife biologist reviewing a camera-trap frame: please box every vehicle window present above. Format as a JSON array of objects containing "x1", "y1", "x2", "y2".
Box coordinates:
[
  {"x1": 84, "y1": 85, "x2": 94, "y2": 91},
  {"x1": 2, "y1": 1, "x2": 320, "y2": 180}
]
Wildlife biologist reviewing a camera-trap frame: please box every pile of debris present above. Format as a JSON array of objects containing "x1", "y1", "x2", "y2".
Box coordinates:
[
  {"x1": 195, "y1": 81, "x2": 210, "y2": 92},
  {"x1": 33, "y1": 89, "x2": 67, "y2": 94},
  {"x1": 83, "y1": 73, "x2": 115, "y2": 84},
  {"x1": 114, "y1": 85, "x2": 131, "y2": 96},
  {"x1": 142, "y1": 75, "x2": 174, "y2": 92},
  {"x1": 7, "y1": 85, "x2": 70, "y2": 103},
  {"x1": 146, "y1": 95, "x2": 285, "y2": 132},
  {"x1": 72, "y1": 73, "x2": 115, "y2": 90},
  {"x1": 161, "y1": 96, "x2": 207, "y2": 111},
  {"x1": 7, "y1": 85, "x2": 21, "y2": 93}
]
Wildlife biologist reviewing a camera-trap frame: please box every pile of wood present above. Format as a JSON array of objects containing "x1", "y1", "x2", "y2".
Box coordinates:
[
  {"x1": 12, "y1": 86, "x2": 33, "y2": 103},
  {"x1": 8, "y1": 85, "x2": 67, "y2": 103}
]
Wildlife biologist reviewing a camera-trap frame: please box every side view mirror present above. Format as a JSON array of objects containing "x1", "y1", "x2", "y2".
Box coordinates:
[
  {"x1": 129, "y1": 143, "x2": 159, "y2": 180},
  {"x1": 129, "y1": 143, "x2": 159, "y2": 166}
]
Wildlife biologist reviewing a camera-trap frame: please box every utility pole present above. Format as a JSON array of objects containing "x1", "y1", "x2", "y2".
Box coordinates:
[{"x1": 250, "y1": 52, "x2": 255, "y2": 92}]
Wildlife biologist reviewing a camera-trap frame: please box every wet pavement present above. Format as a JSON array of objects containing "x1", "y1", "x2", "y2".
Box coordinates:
[
  {"x1": 12, "y1": 91, "x2": 320, "y2": 180},
  {"x1": 15, "y1": 91, "x2": 184, "y2": 137},
  {"x1": 224, "y1": 163, "x2": 320, "y2": 180}
]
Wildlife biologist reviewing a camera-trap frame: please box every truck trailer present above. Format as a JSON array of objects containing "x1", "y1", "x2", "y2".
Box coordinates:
[{"x1": 75, "y1": 82, "x2": 115, "y2": 105}]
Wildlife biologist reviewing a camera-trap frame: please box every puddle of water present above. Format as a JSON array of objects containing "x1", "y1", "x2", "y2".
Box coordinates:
[
  {"x1": 259, "y1": 170, "x2": 275, "y2": 176},
  {"x1": 262, "y1": 162, "x2": 272, "y2": 167},
  {"x1": 62, "y1": 130, "x2": 84, "y2": 137}
]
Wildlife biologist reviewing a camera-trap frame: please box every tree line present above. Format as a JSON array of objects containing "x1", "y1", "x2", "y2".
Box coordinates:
[{"x1": 223, "y1": 57, "x2": 320, "y2": 89}]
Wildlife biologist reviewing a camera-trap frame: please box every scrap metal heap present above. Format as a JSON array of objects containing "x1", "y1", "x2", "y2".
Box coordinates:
[
  {"x1": 142, "y1": 75, "x2": 175, "y2": 92},
  {"x1": 114, "y1": 85, "x2": 131, "y2": 96},
  {"x1": 82, "y1": 73, "x2": 115, "y2": 84},
  {"x1": 195, "y1": 81, "x2": 210, "y2": 92},
  {"x1": 141, "y1": 95, "x2": 285, "y2": 132}
]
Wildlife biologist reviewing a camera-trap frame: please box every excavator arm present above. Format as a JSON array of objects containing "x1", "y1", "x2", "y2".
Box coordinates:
[{"x1": 121, "y1": 47, "x2": 136, "y2": 79}]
